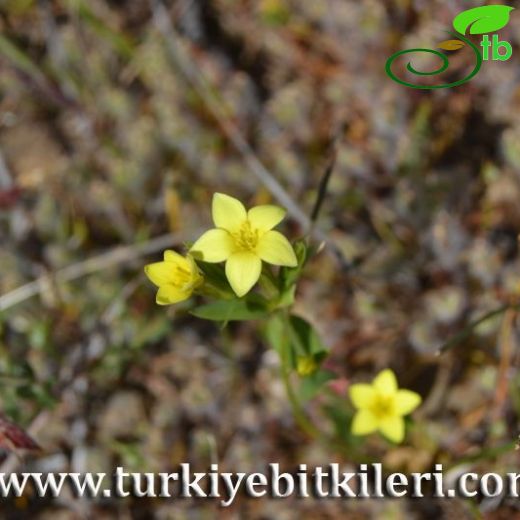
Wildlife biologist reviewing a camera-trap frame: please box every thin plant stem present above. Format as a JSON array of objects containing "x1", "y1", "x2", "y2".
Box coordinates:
[
  {"x1": 310, "y1": 146, "x2": 337, "y2": 225},
  {"x1": 448, "y1": 440, "x2": 517, "y2": 467},
  {"x1": 0, "y1": 230, "x2": 202, "y2": 312},
  {"x1": 277, "y1": 311, "x2": 321, "y2": 439},
  {"x1": 437, "y1": 303, "x2": 518, "y2": 354},
  {"x1": 279, "y1": 363, "x2": 321, "y2": 439}
]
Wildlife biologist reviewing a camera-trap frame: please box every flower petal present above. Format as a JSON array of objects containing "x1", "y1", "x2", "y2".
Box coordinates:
[
  {"x1": 378, "y1": 415, "x2": 405, "y2": 443},
  {"x1": 163, "y1": 249, "x2": 188, "y2": 266},
  {"x1": 185, "y1": 253, "x2": 199, "y2": 271},
  {"x1": 190, "y1": 229, "x2": 235, "y2": 263},
  {"x1": 373, "y1": 369, "x2": 398, "y2": 395},
  {"x1": 212, "y1": 193, "x2": 246, "y2": 232},
  {"x1": 144, "y1": 261, "x2": 175, "y2": 287},
  {"x1": 248, "y1": 205, "x2": 286, "y2": 231},
  {"x1": 156, "y1": 285, "x2": 190, "y2": 305},
  {"x1": 395, "y1": 390, "x2": 421, "y2": 415},
  {"x1": 349, "y1": 384, "x2": 376, "y2": 409},
  {"x1": 256, "y1": 230, "x2": 297, "y2": 267},
  {"x1": 351, "y1": 410, "x2": 378, "y2": 435},
  {"x1": 225, "y1": 252, "x2": 262, "y2": 297}
]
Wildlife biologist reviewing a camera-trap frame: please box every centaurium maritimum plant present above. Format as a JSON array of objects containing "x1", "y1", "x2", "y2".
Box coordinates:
[{"x1": 144, "y1": 192, "x2": 422, "y2": 448}]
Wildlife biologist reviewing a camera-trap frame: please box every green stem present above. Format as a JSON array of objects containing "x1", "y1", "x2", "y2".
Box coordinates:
[
  {"x1": 283, "y1": 311, "x2": 307, "y2": 357},
  {"x1": 259, "y1": 266, "x2": 280, "y2": 301},
  {"x1": 197, "y1": 283, "x2": 234, "y2": 300},
  {"x1": 437, "y1": 303, "x2": 518, "y2": 354},
  {"x1": 310, "y1": 148, "x2": 337, "y2": 225},
  {"x1": 278, "y1": 311, "x2": 321, "y2": 439},
  {"x1": 448, "y1": 440, "x2": 517, "y2": 468}
]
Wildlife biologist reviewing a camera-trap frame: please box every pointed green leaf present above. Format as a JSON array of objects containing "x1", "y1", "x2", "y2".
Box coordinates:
[
  {"x1": 265, "y1": 314, "x2": 329, "y2": 371},
  {"x1": 276, "y1": 285, "x2": 296, "y2": 309},
  {"x1": 289, "y1": 315, "x2": 328, "y2": 358},
  {"x1": 191, "y1": 299, "x2": 268, "y2": 321},
  {"x1": 279, "y1": 239, "x2": 308, "y2": 291},
  {"x1": 195, "y1": 262, "x2": 234, "y2": 295},
  {"x1": 453, "y1": 6, "x2": 514, "y2": 35}
]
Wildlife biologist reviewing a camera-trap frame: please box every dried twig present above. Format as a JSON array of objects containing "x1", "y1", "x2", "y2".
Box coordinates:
[
  {"x1": 437, "y1": 303, "x2": 516, "y2": 355},
  {"x1": 151, "y1": 0, "x2": 311, "y2": 226},
  {"x1": 492, "y1": 308, "x2": 517, "y2": 421},
  {"x1": 310, "y1": 142, "x2": 338, "y2": 225},
  {"x1": 151, "y1": 0, "x2": 352, "y2": 270},
  {"x1": 156, "y1": 5, "x2": 329, "y2": 225},
  {"x1": 0, "y1": 230, "x2": 198, "y2": 312}
]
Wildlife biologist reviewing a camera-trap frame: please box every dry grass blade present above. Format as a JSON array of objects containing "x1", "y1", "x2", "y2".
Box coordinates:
[
  {"x1": 151, "y1": 0, "x2": 311, "y2": 229},
  {"x1": 0, "y1": 231, "x2": 198, "y2": 312},
  {"x1": 150, "y1": 0, "x2": 351, "y2": 269}
]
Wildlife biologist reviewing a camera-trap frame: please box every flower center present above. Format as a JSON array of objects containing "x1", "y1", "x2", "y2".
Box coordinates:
[
  {"x1": 173, "y1": 264, "x2": 197, "y2": 288},
  {"x1": 233, "y1": 221, "x2": 259, "y2": 252},
  {"x1": 371, "y1": 394, "x2": 396, "y2": 419}
]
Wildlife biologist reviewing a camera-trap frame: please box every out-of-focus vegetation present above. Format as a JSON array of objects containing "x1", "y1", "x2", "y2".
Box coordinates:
[{"x1": 1, "y1": 0, "x2": 520, "y2": 517}]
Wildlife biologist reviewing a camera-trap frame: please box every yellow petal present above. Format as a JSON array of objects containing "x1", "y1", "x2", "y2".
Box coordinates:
[
  {"x1": 225, "y1": 252, "x2": 262, "y2": 297},
  {"x1": 256, "y1": 230, "x2": 297, "y2": 267},
  {"x1": 373, "y1": 369, "x2": 398, "y2": 395},
  {"x1": 395, "y1": 390, "x2": 421, "y2": 415},
  {"x1": 185, "y1": 254, "x2": 202, "y2": 277},
  {"x1": 163, "y1": 249, "x2": 189, "y2": 266},
  {"x1": 190, "y1": 229, "x2": 235, "y2": 262},
  {"x1": 351, "y1": 410, "x2": 378, "y2": 435},
  {"x1": 378, "y1": 415, "x2": 405, "y2": 443},
  {"x1": 156, "y1": 285, "x2": 190, "y2": 305},
  {"x1": 144, "y1": 261, "x2": 176, "y2": 287},
  {"x1": 349, "y1": 384, "x2": 376, "y2": 409},
  {"x1": 212, "y1": 193, "x2": 246, "y2": 232},
  {"x1": 248, "y1": 205, "x2": 286, "y2": 231}
]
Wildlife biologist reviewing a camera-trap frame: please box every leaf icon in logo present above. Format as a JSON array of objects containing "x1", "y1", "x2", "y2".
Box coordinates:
[
  {"x1": 437, "y1": 40, "x2": 466, "y2": 51},
  {"x1": 453, "y1": 5, "x2": 514, "y2": 35}
]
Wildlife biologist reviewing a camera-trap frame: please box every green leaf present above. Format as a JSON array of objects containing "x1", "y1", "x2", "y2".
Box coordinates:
[
  {"x1": 264, "y1": 314, "x2": 329, "y2": 371},
  {"x1": 264, "y1": 314, "x2": 293, "y2": 365},
  {"x1": 196, "y1": 262, "x2": 234, "y2": 295},
  {"x1": 279, "y1": 239, "x2": 308, "y2": 290},
  {"x1": 191, "y1": 299, "x2": 268, "y2": 322},
  {"x1": 289, "y1": 315, "x2": 328, "y2": 358},
  {"x1": 300, "y1": 370, "x2": 336, "y2": 401},
  {"x1": 277, "y1": 285, "x2": 296, "y2": 309},
  {"x1": 453, "y1": 6, "x2": 514, "y2": 35}
]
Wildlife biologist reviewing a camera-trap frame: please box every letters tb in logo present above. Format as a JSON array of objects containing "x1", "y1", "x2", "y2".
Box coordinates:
[{"x1": 480, "y1": 35, "x2": 513, "y2": 61}]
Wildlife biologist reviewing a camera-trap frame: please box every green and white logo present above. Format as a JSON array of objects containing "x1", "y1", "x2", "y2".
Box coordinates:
[{"x1": 385, "y1": 5, "x2": 515, "y2": 89}]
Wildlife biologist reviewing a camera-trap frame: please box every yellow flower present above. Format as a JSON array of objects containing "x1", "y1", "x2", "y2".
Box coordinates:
[
  {"x1": 144, "y1": 250, "x2": 203, "y2": 305},
  {"x1": 296, "y1": 356, "x2": 318, "y2": 376},
  {"x1": 349, "y1": 369, "x2": 421, "y2": 443},
  {"x1": 190, "y1": 193, "x2": 297, "y2": 297}
]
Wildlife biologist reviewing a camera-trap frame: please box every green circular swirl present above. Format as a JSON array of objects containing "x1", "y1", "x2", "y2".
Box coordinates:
[{"x1": 385, "y1": 33, "x2": 482, "y2": 89}]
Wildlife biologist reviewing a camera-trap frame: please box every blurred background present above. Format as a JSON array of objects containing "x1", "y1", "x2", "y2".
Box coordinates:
[{"x1": 1, "y1": 0, "x2": 520, "y2": 517}]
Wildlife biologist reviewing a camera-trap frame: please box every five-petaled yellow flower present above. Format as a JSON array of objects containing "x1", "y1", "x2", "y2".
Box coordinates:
[
  {"x1": 190, "y1": 193, "x2": 297, "y2": 297},
  {"x1": 144, "y1": 250, "x2": 203, "y2": 305},
  {"x1": 349, "y1": 369, "x2": 421, "y2": 443}
]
